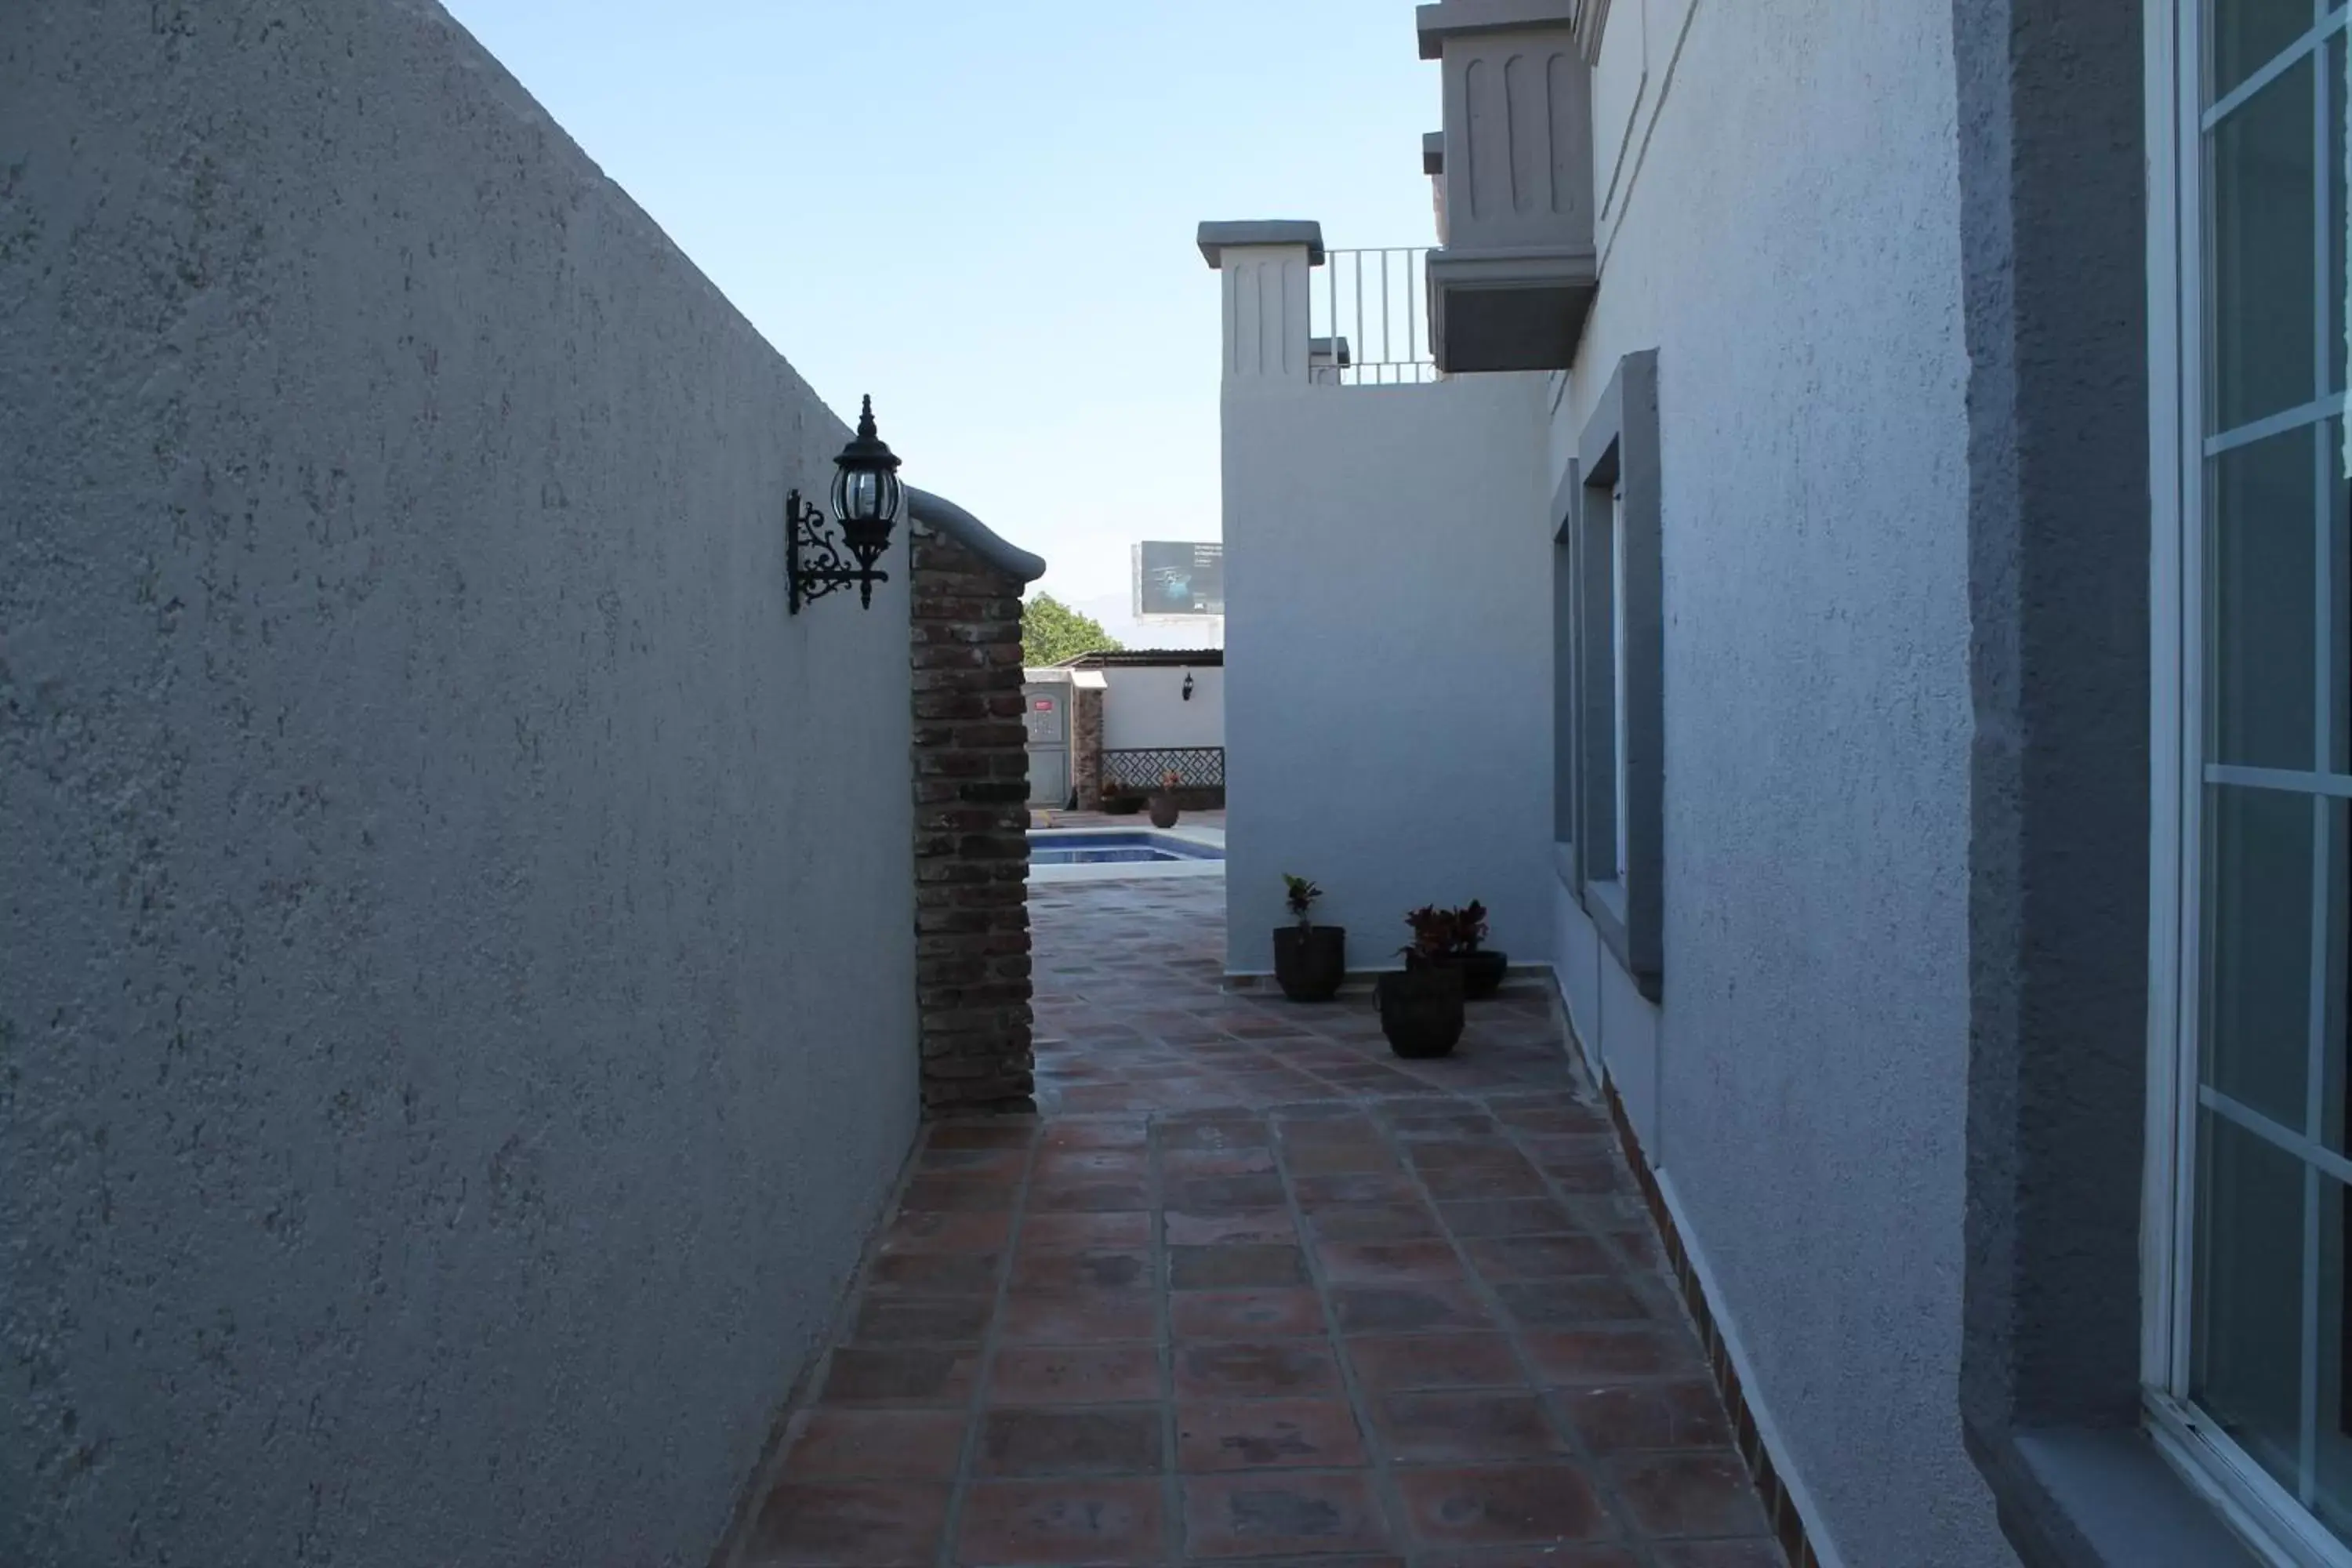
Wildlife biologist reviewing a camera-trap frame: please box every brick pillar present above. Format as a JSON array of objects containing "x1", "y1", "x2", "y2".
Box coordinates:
[
  {"x1": 910, "y1": 521, "x2": 1035, "y2": 1114},
  {"x1": 1072, "y1": 685, "x2": 1105, "y2": 811}
]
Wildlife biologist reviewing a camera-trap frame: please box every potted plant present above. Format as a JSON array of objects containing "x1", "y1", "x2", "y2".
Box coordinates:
[
  {"x1": 1377, "y1": 907, "x2": 1466, "y2": 1058},
  {"x1": 1403, "y1": 900, "x2": 1508, "y2": 1000},
  {"x1": 1101, "y1": 779, "x2": 1145, "y2": 815},
  {"x1": 1147, "y1": 768, "x2": 1182, "y2": 829},
  {"x1": 1457, "y1": 901, "x2": 1508, "y2": 996},
  {"x1": 1272, "y1": 875, "x2": 1346, "y2": 1002}
]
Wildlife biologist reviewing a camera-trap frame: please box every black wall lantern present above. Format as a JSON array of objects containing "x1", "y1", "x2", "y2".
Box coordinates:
[
  {"x1": 788, "y1": 394, "x2": 904, "y2": 612},
  {"x1": 1181, "y1": 672, "x2": 1196, "y2": 701}
]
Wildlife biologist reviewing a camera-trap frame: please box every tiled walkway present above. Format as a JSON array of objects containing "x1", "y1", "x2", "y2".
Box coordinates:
[{"x1": 745, "y1": 879, "x2": 1784, "y2": 1567}]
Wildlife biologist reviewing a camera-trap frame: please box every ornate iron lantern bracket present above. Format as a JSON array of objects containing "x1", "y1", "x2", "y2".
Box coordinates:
[
  {"x1": 787, "y1": 394, "x2": 902, "y2": 613},
  {"x1": 786, "y1": 490, "x2": 890, "y2": 612}
]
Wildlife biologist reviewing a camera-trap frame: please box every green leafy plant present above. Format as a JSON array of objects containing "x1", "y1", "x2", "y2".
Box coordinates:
[
  {"x1": 1283, "y1": 875, "x2": 1323, "y2": 930},
  {"x1": 1021, "y1": 593, "x2": 1123, "y2": 666}
]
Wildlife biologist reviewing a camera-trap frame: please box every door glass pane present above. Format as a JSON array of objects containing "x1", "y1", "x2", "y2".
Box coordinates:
[
  {"x1": 2214, "y1": 0, "x2": 2318, "y2": 100},
  {"x1": 2205, "y1": 784, "x2": 2318, "y2": 1131},
  {"x1": 2190, "y1": 6, "x2": 2352, "y2": 1550},
  {"x1": 2336, "y1": 418, "x2": 2351, "y2": 775},
  {"x1": 2194, "y1": 1112, "x2": 2310, "y2": 1492},
  {"x1": 2321, "y1": 1173, "x2": 2352, "y2": 1534},
  {"x1": 2212, "y1": 55, "x2": 2317, "y2": 433},
  {"x1": 2211, "y1": 428, "x2": 2318, "y2": 769},
  {"x1": 2328, "y1": 34, "x2": 2346, "y2": 398},
  {"x1": 2328, "y1": 793, "x2": 2351, "y2": 1156}
]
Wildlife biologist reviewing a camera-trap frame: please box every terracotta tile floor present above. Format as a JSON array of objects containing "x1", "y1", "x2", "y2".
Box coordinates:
[{"x1": 743, "y1": 878, "x2": 1784, "y2": 1566}]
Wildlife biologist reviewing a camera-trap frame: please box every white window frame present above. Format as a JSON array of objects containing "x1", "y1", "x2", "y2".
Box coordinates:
[{"x1": 2144, "y1": 4, "x2": 2352, "y2": 1564}]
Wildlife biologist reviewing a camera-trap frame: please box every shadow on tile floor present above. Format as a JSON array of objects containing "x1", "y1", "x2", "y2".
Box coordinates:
[{"x1": 739, "y1": 876, "x2": 1788, "y2": 1568}]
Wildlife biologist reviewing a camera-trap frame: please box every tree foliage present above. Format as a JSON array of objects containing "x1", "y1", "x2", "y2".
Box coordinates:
[{"x1": 1022, "y1": 593, "x2": 1122, "y2": 666}]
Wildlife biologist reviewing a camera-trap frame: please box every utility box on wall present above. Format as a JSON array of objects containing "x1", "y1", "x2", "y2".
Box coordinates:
[{"x1": 1418, "y1": 0, "x2": 1599, "y2": 372}]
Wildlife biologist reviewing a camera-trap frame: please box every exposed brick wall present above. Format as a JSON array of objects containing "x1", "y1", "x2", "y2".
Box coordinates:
[
  {"x1": 909, "y1": 523, "x2": 1035, "y2": 1114},
  {"x1": 1072, "y1": 685, "x2": 1105, "y2": 811}
]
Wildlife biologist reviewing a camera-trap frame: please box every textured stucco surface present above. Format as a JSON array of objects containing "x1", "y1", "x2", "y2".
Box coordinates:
[
  {"x1": 1225, "y1": 374, "x2": 1553, "y2": 975},
  {"x1": 1545, "y1": 2, "x2": 2014, "y2": 1563},
  {"x1": 1951, "y1": 3, "x2": 2161, "y2": 1563},
  {"x1": 1101, "y1": 664, "x2": 1224, "y2": 753},
  {"x1": 0, "y1": 4, "x2": 919, "y2": 1564}
]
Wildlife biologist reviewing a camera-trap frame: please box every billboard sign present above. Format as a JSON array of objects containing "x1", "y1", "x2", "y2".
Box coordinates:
[{"x1": 1133, "y1": 541, "x2": 1225, "y2": 619}]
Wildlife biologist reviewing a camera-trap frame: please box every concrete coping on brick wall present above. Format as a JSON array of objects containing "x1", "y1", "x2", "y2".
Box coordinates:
[{"x1": 907, "y1": 486, "x2": 1047, "y2": 586}]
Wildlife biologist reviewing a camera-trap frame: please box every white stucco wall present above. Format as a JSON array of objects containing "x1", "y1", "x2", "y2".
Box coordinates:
[
  {"x1": 1102, "y1": 663, "x2": 1225, "y2": 751},
  {"x1": 1224, "y1": 374, "x2": 1552, "y2": 973},
  {"x1": 0, "y1": 5, "x2": 918, "y2": 1566},
  {"x1": 1547, "y1": 2, "x2": 2011, "y2": 1564}
]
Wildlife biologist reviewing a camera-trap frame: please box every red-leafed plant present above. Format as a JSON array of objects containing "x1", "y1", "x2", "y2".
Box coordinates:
[
  {"x1": 1404, "y1": 902, "x2": 1490, "y2": 960},
  {"x1": 1403, "y1": 905, "x2": 1461, "y2": 960}
]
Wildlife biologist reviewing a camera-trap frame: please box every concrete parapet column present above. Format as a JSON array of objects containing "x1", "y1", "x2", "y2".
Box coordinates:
[{"x1": 1197, "y1": 220, "x2": 1326, "y2": 386}]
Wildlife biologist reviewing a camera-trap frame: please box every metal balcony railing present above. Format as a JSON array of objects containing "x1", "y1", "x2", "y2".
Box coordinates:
[{"x1": 1312, "y1": 247, "x2": 1439, "y2": 387}]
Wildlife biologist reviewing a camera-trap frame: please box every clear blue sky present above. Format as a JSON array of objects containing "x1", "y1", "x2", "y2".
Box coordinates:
[{"x1": 437, "y1": 0, "x2": 1439, "y2": 608}]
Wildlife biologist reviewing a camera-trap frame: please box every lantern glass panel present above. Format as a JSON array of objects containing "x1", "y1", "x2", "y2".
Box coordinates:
[{"x1": 833, "y1": 467, "x2": 878, "y2": 523}]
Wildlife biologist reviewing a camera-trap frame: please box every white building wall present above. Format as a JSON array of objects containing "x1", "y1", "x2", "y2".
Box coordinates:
[
  {"x1": 0, "y1": 6, "x2": 917, "y2": 1565},
  {"x1": 1101, "y1": 664, "x2": 1225, "y2": 751},
  {"x1": 1225, "y1": 374, "x2": 1552, "y2": 975},
  {"x1": 1547, "y1": 2, "x2": 2009, "y2": 1564}
]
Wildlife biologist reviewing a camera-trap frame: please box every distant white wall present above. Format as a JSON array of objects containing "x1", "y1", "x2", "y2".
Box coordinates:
[
  {"x1": 1547, "y1": 2, "x2": 2009, "y2": 1565},
  {"x1": 0, "y1": 5, "x2": 916, "y2": 1566},
  {"x1": 1102, "y1": 664, "x2": 1224, "y2": 751},
  {"x1": 1224, "y1": 375, "x2": 1552, "y2": 973}
]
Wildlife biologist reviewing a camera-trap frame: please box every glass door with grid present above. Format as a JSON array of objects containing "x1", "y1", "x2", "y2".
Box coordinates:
[{"x1": 2160, "y1": 2, "x2": 2352, "y2": 1559}]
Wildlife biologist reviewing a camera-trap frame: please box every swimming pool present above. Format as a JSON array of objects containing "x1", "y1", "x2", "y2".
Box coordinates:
[{"x1": 1031, "y1": 831, "x2": 1225, "y2": 866}]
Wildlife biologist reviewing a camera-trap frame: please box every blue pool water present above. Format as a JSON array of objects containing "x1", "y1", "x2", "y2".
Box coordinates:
[{"x1": 1031, "y1": 831, "x2": 1224, "y2": 866}]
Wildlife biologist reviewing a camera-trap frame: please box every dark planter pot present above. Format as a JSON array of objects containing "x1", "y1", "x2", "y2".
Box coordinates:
[
  {"x1": 1272, "y1": 925, "x2": 1347, "y2": 1003},
  {"x1": 1147, "y1": 793, "x2": 1181, "y2": 829},
  {"x1": 1405, "y1": 949, "x2": 1509, "y2": 1000},
  {"x1": 1461, "y1": 949, "x2": 1508, "y2": 999},
  {"x1": 1102, "y1": 794, "x2": 1143, "y2": 816},
  {"x1": 1377, "y1": 964, "x2": 1465, "y2": 1059}
]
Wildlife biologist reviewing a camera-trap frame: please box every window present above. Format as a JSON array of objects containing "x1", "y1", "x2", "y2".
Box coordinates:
[
  {"x1": 2151, "y1": 3, "x2": 2352, "y2": 1559},
  {"x1": 1580, "y1": 474, "x2": 1623, "y2": 908},
  {"x1": 1558, "y1": 350, "x2": 1661, "y2": 999},
  {"x1": 1554, "y1": 469, "x2": 1582, "y2": 885},
  {"x1": 1610, "y1": 481, "x2": 1632, "y2": 885}
]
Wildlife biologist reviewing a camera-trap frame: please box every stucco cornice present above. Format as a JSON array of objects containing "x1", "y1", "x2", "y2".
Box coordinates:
[
  {"x1": 906, "y1": 487, "x2": 1046, "y2": 585},
  {"x1": 1196, "y1": 220, "x2": 1327, "y2": 270},
  {"x1": 1415, "y1": 0, "x2": 1581, "y2": 60}
]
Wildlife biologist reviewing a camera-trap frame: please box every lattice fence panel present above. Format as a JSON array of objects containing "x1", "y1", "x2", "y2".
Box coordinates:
[{"x1": 1103, "y1": 748, "x2": 1225, "y2": 789}]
